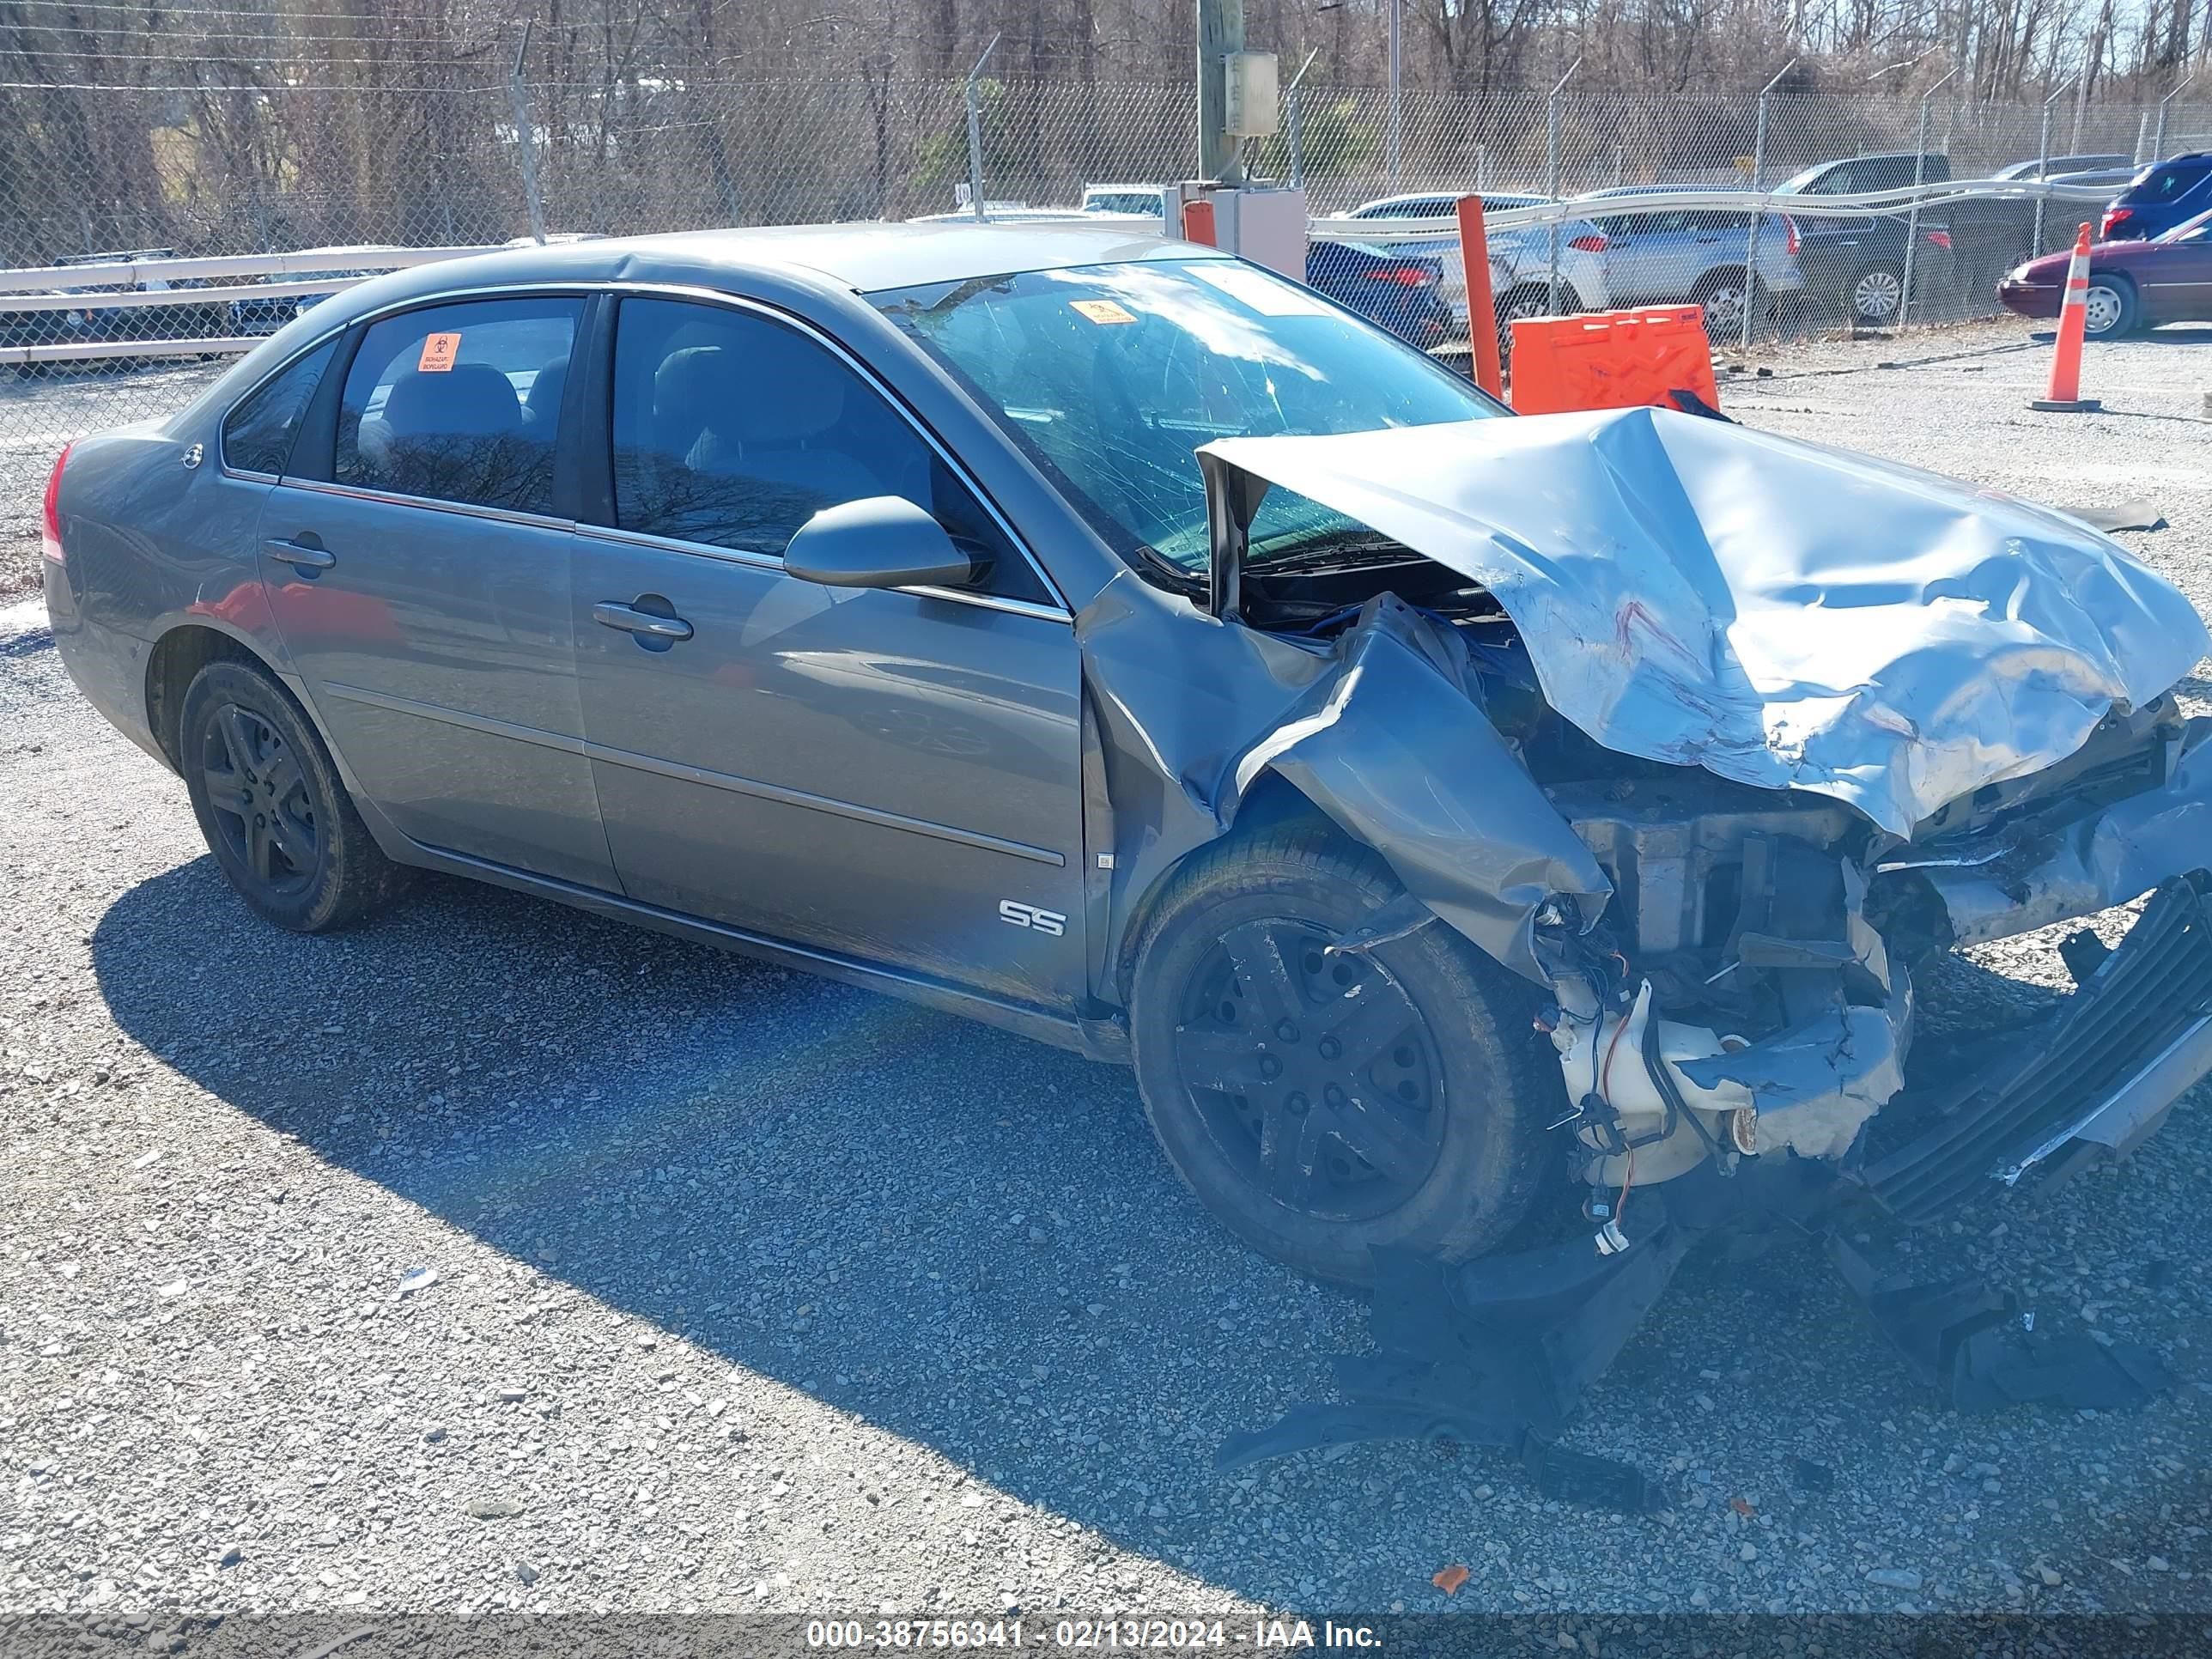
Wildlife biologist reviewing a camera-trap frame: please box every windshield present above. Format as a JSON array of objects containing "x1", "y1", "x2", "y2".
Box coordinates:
[
  {"x1": 871, "y1": 257, "x2": 1503, "y2": 574},
  {"x1": 2156, "y1": 209, "x2": 2212, "y2": 244}
]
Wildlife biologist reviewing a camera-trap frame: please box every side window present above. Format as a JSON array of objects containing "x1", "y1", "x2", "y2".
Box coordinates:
[
  {"x1": 609, "y1": 296, "x2": 1047, "y2": 604},
  {"x1": 334, "y1": 296, "x2": 580, "y2": 514},
  {"x1": 221, "y1": 340, "x2": 335, "y2": 477}
]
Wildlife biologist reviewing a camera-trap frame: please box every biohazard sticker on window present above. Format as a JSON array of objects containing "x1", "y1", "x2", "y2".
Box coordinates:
[
  {"x1": 416, "y1": 332, "x2": 463, "y2": 373},
  {"x1": 1068, "y1": 299, "x2": 1138, "y2": 325}
]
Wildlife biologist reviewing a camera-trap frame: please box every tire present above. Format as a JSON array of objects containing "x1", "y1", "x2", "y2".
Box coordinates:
[
  {"x1": 178, "y1": 659, "x2": 409, "y2": 933},
  {"x1": 1494, "y1": 283, "x2": 1557, "y2": 362},
  {"x1": 2082, "y1": 274, "x2": 2138, "y2": 339},
  {"x1": 1690, "y1": 267, "x2": 1758, "y2": 339},
  {"x1": 1127, "y1": 820, "x2": 1561, "y2": 1285},
  {"x1": 1848, "y1": 262, "x2": 1905, "y2": 326}
]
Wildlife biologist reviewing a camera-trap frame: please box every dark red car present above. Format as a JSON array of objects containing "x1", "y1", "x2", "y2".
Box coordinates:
[{"x1": 1996, "y1": 208, "x2": 2212, "y2": 337}]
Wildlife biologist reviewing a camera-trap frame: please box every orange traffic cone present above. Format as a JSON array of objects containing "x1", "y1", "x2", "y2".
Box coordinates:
[{"x1": 2030, "y1": 222, "x2": 2102, "y2": 413}]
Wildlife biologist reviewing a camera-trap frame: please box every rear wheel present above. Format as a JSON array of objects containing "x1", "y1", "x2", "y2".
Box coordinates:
[
  {"x1": 179, "y1": 659, "x2": 409, "y2": 933},
  {"x1": 1128, "y1": 821, "x2": 1559, "y2": 1285},
  {"x1": 1691, "y1": 267, "x2": 1759, "y2": 338},
  {"x1": 2081, "y1": 275, "x2": 2137, "y2": 339},
  {"x1": 1848, "y1": 262, "x2": 1905, "y2": 326}
]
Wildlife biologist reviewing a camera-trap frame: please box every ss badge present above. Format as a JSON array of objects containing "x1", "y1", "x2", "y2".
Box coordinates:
[{"x1": 998, "y1": 900, "x2": 1067, "y2": 938}]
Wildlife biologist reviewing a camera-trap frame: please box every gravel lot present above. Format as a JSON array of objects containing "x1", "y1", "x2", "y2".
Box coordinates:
[{"x1": 3, "y1": 319, "x2": 2210, "y2": 1631}]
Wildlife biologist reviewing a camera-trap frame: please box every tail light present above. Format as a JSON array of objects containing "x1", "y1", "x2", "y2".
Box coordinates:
[
  {"x1": 1784, "y1": 215, "x2": 1800, "y2": 256},
  {"x1": 1925, "y1": 229, "x2": 1953, "y2": 250},
  {"x1": 40, "y1": 442, "x2": 72, "y2": 565},
  {"x1": 1365, "y1": 265, "x2": 1436, "y2": 287},
  {"x1": 1567, "y1": 234, "x2": 1608, "y2": 252},
  {"x1": 2101, "y1": 206, "x2": 2133, "y2": 237}
]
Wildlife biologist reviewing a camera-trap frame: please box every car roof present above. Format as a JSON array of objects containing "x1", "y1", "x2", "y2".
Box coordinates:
[{"x1": 326, "y1": 221, "x2": 1224, "y2": 309}]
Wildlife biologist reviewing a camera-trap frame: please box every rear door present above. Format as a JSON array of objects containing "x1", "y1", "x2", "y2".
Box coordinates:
[
  {"x1": 568, "y1": 294, "x2": 1086, "y2": 1008},
  {"x1": 258, "y1": 293, "x2": 616, "y2": 890}
]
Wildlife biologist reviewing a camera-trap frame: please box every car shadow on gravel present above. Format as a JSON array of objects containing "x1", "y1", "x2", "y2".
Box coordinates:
[{"x1": 85, "y1": 853, "x2": 2170, "y2": 1605}]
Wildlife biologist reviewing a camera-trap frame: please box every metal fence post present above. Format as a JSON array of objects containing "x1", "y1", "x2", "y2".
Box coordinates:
[
  {"x1": 964, "y1": 34, "x2": 1000, "y2": 222},
  {"x1": 1283, "y1": 49, "x2": 1317, "y2": 190},
  {"x1": 1900, "y1": 67, "x2": 1958, "y2": 329},
  {"x1": 2033, "y1": 79, "x2": 2075, "y2": 256},
  {"x1": 1741, "y1": 58, "x2": 1796, "y2": 352},
  {"x1": 1387, "y1": 0, "x2": 1403, "y2": 185},
  {"x1": 2154, "y1": 75, "x2": 2195, "y2": 161},
  {"x1": 1544, "y1": 56, "x2": 1580, "y2": 313},
  {"x1": 507, "y1": 22, "x2": 547, "y2": 245}
]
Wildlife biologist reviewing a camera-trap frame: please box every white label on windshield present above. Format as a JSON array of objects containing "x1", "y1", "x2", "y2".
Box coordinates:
[{"x1": 1187, "y1": 261, "x2": 1333, "y2": 316}]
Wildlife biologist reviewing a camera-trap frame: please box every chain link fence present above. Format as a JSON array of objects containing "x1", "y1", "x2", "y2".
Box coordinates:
[{"x1": 7, "y1": 71, "x2": 2210, "y2": 592}]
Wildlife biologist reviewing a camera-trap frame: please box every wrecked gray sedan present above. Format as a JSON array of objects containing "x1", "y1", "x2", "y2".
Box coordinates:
[{"x1": 44, "y1": 228, "x2": 2212, "y2": 1432}]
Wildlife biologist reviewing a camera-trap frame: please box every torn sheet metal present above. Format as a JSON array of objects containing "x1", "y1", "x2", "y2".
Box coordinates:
[
  {"x1": 1201, "y1": 407, "x2": 2210, "y2": 838},
  {"x1": 1078, "y1": 583, "x2": 1610, "y2": 984},
  {"x1": 1917, "y1": 717, "x2": 2212, "y2": 945}
]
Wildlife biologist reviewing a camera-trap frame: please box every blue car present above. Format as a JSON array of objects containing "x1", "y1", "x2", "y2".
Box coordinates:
[
  {"x1": 2101, "y1": 153, "x2": 2212, "y2": 241},
  {"x1": 1304, "y1": 240, "x2": 1453, "y2": 349}
]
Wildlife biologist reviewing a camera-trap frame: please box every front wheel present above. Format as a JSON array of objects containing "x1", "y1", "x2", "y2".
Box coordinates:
[
  {"x1": 179, "y1": 659, "x2": 410, "y2": 933},
  {"x1": 2082, "y1": 275, "x2": 2138, "y2": 339},
  {"x1": 1127, "y1": 821, "x2": 1560, "y2": 1285}
]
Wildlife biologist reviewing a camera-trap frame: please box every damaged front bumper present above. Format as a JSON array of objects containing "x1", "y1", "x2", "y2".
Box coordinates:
[
  {"x1": 1553, "y1": 716, "x2": 2212, "y2": 1206},
  {"x1": 1861, "y1": 869, "x2": 2212, "y2": 1223}
]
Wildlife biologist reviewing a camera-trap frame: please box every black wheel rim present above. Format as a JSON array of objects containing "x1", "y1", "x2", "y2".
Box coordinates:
[
  {"x1": 200, "y1": 702, "x2": 320, "y2": 897},
  {"x1": 1171, "y1": 919, "x2": 1446, "y2": 1221}
]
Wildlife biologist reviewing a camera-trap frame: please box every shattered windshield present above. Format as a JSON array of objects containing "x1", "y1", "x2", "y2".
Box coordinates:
[{"x1": 870, "y1": 258, "x2": 1503, "y2": 575}]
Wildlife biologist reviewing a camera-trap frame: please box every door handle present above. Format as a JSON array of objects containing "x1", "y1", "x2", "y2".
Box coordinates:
[
  {"x1": 592, "y1": 601, "x2": 694, "y2": 642},
  {"x1": 264, "y1": 538, "x2": 335, "y2": 571}
]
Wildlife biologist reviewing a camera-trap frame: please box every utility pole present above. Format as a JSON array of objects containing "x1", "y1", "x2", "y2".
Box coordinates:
[{"x1": 1197, "y1": 0, "x2": 1246, "y2": 182}]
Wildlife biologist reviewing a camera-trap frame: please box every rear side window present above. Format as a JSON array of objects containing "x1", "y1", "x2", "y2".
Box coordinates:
[
  {"x1": 2127, "y1": 161, "x2": 2210, "y2": 203},
  {"x1": 608, "y1": 296, "x2": 1045, "y2": 602},
  {"x1": 221, "y1": 340, "x2": 335, "y2": 477},
  {"x1": 335, "y1": 296, "x2": 580, "y2": 514}
]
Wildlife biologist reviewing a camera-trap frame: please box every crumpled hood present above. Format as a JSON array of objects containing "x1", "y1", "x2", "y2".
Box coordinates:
[{"x1": 1201, "y1": 407, "x2": 2209, "y2": 837}]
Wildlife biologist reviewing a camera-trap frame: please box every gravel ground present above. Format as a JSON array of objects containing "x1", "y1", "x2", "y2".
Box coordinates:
[{"x1": 3, "y1": 319, "x2": 2210, "y2": 1630}]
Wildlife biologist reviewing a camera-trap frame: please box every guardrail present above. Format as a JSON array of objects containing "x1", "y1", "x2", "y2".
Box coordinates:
[
  {"x1": 0, "y1": 246, "x2": 499, "y2": 368},
  {"x1": 0, "y1": 176, "x2": 2139, "y2": 369},
  {"x1": 1306, "y1": 175, "x2": 2125, "y2": 240}
]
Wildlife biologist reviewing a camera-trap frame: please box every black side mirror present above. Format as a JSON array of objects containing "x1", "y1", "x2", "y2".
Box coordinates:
[{"x1": 783, "y1": 495, "x2": 981, "y2": 591}]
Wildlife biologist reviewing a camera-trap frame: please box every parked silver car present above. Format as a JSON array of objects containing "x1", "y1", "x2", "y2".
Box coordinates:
[
  {"x1": 1342, "y1": 191, "x2": 1612, "y2": 332},
  {"x1": 43, "y1": 222, "x2": 2212, "y2": 1300},
  {"x1": 1571, "y1": 187, "x2": 1803, "y2": 334}
]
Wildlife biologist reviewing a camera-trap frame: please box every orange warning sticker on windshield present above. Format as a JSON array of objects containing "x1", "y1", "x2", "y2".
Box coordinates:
[
  {"x1": 416, "y1": 332, "x2": 462, "y2": 372},
  {"x1": 1069, "y1": 299, "x2": 1137, "y2": 325}
]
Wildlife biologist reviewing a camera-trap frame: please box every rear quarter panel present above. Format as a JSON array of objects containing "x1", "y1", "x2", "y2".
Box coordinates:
[{"x1": 48, "y1": 411, "x2": 293, "y2": 762}]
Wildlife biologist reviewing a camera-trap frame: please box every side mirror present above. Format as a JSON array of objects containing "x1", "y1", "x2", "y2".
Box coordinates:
[{"x1": 783, "y1": 495, "x2": 981, "y2": 591}]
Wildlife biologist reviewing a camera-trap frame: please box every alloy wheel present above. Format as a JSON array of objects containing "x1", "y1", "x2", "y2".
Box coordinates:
[
  {"x1": 200, "y1": 702, "x2": 320, "y2": 896},
  {"x1": 1170, "y1": 919, "x2": 1445, "y2": 1221},
  {"x1": 1852, "y1": 268, "x2": 1903, "y2": 323},
  {"x1": 2082, "y1": 283, "x2": 2124, "y2": 336},
  {"x1": 1701, "y1": 283, "x2": 1749, "y2": 335}
]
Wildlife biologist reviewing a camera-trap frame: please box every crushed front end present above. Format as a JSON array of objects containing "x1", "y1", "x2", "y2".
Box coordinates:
[
  {"x1": 1184, "y1": 410, "x2": 2212, "y2": 1498},
  {"x1": 1533, "y1": 702, "x2": 2212, "y2": 1223}
]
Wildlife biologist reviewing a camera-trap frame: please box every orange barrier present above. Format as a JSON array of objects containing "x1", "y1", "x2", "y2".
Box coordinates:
[
  {"x1": 1507, "y1": 305, "x2": 1721, "y2": 417},
  {"x1": 2029, "y1": 223, "x2": 2101, "y2": 414},
  {"x1": 1180, "y1": 198, "x2": 1218, "y2": 246},
  {"x1": 1454, "y1": 194, "x2": 1504, "y2": 400}
]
